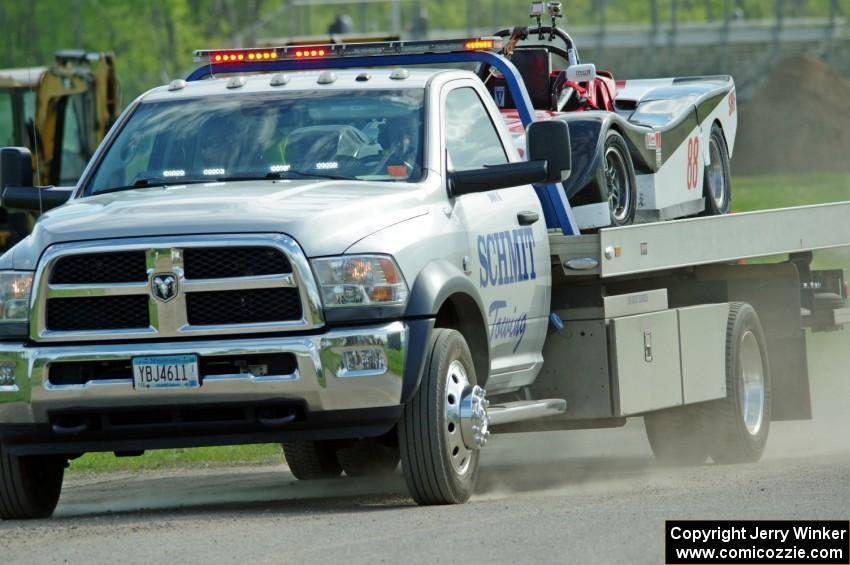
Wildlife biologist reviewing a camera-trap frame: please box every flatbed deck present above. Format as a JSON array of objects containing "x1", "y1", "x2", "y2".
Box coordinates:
[{"x1": 551, "y1": 201, "x2": 850, "y2": 278}]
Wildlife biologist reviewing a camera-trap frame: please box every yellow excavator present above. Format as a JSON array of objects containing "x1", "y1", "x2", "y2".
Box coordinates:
[{"x1": 0, "y1": 51, "x2": 120, "y2": 249}]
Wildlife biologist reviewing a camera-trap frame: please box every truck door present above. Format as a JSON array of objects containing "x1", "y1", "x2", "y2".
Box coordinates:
[{"x1": 441, "y1": 81, "x2": 551, "y2": 392}]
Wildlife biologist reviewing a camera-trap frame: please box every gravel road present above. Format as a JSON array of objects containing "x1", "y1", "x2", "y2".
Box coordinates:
[{"x1": 2, "y1": 332, "x2": 849, "y2": 565}]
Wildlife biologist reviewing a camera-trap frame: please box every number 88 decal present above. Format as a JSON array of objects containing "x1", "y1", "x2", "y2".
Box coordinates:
[{"x1": 686, "y1": 136, "x2": 700, "y2": 190}]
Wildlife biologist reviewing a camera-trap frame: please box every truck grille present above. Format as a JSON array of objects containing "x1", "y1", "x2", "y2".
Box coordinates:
[
  {"x1": 46, "y1": 295, "x2": 150, "y2": 331},
  {"x1": 33, "y1": 235, "x2": 321, "y2": 341},
  {"x1": 186, "y1": 288, "x2": 302, "y2": 325},
  {"x1": 183, "y1": 247, "x2": 291, "y2": 279},
  {"x1": 51, "y1": 251, "x2": 148, "y2": 284}
]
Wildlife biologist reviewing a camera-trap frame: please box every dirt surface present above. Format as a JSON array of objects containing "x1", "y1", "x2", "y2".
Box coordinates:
[
  {"x1": 1, "y1": 330, "x2": 849, "y2": 565},
  {"x1": 735, "y1": 55, "x2": 850, "y2": 175}
]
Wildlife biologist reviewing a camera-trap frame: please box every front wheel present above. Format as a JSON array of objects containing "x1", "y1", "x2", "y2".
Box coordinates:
[
  {"x1": 0, "y1": 445, "x2": 66, "y2": 520},
  {"x1": 398, "y1": 328, "x2": 486, "y2": 505},
  {"x1": 604, "y1": 130, "x2": 637, "y2": 227}
]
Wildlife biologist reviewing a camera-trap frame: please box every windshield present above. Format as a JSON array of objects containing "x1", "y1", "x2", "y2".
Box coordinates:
[{"x1": 87, "y1": 89, "x2": 425, "y2": 194}]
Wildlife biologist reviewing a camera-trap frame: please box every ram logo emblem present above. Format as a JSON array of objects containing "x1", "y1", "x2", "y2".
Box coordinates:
[{"x1": 151, "y1": 273, "x2": 178, "y2": 302}]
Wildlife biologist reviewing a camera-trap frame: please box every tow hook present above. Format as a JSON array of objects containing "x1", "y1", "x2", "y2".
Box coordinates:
[{"x1": 459, "y1": 385, "x2": 490, "y2": 449}]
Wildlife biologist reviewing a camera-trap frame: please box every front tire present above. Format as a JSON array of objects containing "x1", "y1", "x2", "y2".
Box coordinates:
[
  {"x1": 604, "y1": 130, "x2": 637, "y2": 227},
  {"x1": 398, "y1": 328, "x2": 480, "y2": 505},
  {"x1": 281, "y1": 441, "x2": 342, "y2": 480},
  {"x1": 0, "y1": 445, "x2": 65, "y2": 520},
  {"x1": 705, "y1": 302, "x2": 771, "y2": 463}
]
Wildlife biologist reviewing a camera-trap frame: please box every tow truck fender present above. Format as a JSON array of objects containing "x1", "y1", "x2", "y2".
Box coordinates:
[{"x1": 402, "y1": 259, "x2": 490, "y2": 402}]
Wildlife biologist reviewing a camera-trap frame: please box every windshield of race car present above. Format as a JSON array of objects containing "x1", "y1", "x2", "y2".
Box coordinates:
[{"x1": 87, "y1": 89, "x2": 425, "y2": 194}]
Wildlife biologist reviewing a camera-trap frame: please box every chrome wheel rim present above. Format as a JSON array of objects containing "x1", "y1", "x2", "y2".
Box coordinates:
[
  {"x1": 708, "y1": 136, "x2": 727, "y2": 209},
  {"x1": 605, "y1": 146, "x2": 631, "y2": 222},
  {"x1": 444, "y1": 360, "x2": 472, "y2": 474},
  {"x1": 738, "y1": 331, "x2": 765, "y2": 436}
]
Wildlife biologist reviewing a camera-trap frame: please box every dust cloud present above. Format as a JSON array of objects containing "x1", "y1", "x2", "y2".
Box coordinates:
[{"x1": 472, "y1": 327, "x2": 850, "y2": 500}]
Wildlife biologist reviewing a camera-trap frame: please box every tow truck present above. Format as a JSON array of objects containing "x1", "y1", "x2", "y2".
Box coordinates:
[{"x1": 0, "y1": 12, "x2": 848, "y2": 519}]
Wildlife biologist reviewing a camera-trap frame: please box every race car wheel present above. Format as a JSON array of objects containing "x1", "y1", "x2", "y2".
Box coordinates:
[
  {"x1": 336, "y1": 437, "x2": 400, "y2": 477},
  {"x1": 701, "y1": 123, "x2": 732, "y2": 216},
  {"x1": 644, "y1": 405, "x2": 710, "y2": 466},
  {"x1": 0, "y1": 444, "x2": 66, "y2": 520},
  {"x1": 604, "y1": 130, "x2": 637, "y2": 226},
  {"x1": 398, "y1": 328, "x2": 480, "y2": 505},
  {"x1": 281, "y1": 441, "x2": 343, "y2": 480},
  {"x1": 704, "y1": 302, "x2": 771, "y2": 464}
]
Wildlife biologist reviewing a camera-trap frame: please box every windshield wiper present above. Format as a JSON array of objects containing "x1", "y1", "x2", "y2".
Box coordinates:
[
  {"x1": 217, "y1": 170, "x2": 354, "y2": 182},
  {"x1": 95, "y1": 177, "x2": 210, "y2": 195}
]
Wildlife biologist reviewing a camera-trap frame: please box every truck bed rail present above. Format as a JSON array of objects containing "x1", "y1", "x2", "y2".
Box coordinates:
[{"x1": 551, "y1": 201, "x2": 850, "y2": 279}]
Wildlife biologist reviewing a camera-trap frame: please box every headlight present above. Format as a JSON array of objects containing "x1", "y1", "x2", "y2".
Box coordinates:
[
  {"x1": 0, "y1": 271, "x2": 32, "y2": 323},
  {"x1": 311, "y1": 255, "x2": 408, "y2": 308}
]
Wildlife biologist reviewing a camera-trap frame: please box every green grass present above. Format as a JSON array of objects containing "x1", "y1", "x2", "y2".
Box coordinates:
[
  {"x1": 732, "y1": 173, "x2": 850, "y2": 213},
  {"x1": 732, "y1": 173, "x2": 850, "y2": 269},
  {"x1": 69, "y1": 444, "x2": 283, "y2": 474},
  {"x1": 69, "y1": 172, "x2": 850, "y2": 474}
]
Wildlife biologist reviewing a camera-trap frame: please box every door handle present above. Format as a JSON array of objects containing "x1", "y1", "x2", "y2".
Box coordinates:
[{"x1": 517, "y1": 210, "x2": 539, "y2": 226}]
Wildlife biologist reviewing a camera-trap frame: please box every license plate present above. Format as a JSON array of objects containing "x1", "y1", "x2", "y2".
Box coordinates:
[{"x1": 132, "y1": 354, "x2": 200, "y2": 389}]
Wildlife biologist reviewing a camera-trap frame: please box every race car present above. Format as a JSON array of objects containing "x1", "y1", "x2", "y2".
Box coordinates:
[{"x1": 481, "y1": 4, "x2": 737, "y2": 230}]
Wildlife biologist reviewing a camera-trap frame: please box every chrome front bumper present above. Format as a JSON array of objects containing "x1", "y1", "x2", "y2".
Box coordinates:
[{"x1": 0, "y1": 322, "x2": 407, "y2": 426}]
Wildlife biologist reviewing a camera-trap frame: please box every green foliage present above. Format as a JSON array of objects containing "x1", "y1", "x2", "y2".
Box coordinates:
[{"x1": 2, "y1": 0, "x2": 846, "y2": 101}]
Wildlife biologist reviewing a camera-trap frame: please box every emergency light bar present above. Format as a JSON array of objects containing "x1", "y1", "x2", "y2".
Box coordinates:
[{"x1": 193, "y1": 37, "x2": 502, "y2": 64}]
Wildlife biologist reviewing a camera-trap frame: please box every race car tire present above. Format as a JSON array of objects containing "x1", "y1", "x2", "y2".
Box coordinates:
[
  {"x1": 603, "y1": 130, "x2": 637, "y2": 226},
  {"x1": 705, "y1": 302, "x2": 771, "y2": 464},
  {"x1": 281, "y1": 441, "x2": 343, "y2": 480},
  {"x1": 701, "y1": 123, "x2": 732, "y2": 216},
  {"x1": 0, "y1": 445, "x2": 65, "y2": 520},
  {"x1": 644, "y1": 406, "x2": 710, "y2": 466},
  {"x1": 336, "y1": 437, "x2": 400, "y2": 477},
  {"x1": 398, "y1": 328, "x2": 480, "y2": 505}
]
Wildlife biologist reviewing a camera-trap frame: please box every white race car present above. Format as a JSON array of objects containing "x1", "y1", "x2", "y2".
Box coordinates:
[{"x1": 483, "y1": 16, "x2": 737, "y2": 230}]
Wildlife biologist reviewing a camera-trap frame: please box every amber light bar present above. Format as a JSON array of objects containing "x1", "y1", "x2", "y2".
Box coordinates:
[{"x1": 193, "y1": 37, "x2": 502, "y2": 64}]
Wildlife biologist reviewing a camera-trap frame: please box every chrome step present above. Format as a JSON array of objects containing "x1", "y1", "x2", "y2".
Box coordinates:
[{"x1": 487, "y1": 398, "x2": 567, "y2": 426}]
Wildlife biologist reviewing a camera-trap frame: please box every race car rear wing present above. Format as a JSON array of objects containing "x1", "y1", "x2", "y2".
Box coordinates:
[{"x1": 186, "y1": 37, "x2": 579, "y2": 235}]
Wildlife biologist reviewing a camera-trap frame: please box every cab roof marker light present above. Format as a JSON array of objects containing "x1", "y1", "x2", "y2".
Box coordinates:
[
  {"x1": 317, "y1": 71, "x2": 337, "y2": 84},
  {"x1": 192, "y1": 37, "x2": 501, "y2": 63},
  {"x1": 226, "y1": 76, "x2": 247, "y2": 89},
  {"x1": 270, "y1": 73, "x2": 290, "y2": 86},
  {"x1": 167, "y1": 79, "x2": 187, "y2": 91}
]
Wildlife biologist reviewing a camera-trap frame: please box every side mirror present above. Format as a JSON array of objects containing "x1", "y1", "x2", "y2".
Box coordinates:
[
  {"x1": 0, "y1": 147, "x2": 33, "y2": 190},
  {"x1": 446, "y1": 119, "x2": 572, "y2": 197},
  {"x1": 527, "y1": 120, "x2": 571, "y2": 183},
  {"x1": 448, "y1": 161, "x2": 549, "y2": 197},
  {"x1": 0, "y1": 147, "x2": 73, "y2": 212}
]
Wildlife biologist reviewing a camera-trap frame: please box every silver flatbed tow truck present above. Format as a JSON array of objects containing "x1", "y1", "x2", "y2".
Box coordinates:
[{"x1": 0, "y1": 23, "x2": 847, "y2": 519}]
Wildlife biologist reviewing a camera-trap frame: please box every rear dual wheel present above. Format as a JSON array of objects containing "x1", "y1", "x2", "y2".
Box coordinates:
[{"x1": 645, "y1": 302, "x2": 770, "y2": 465}]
